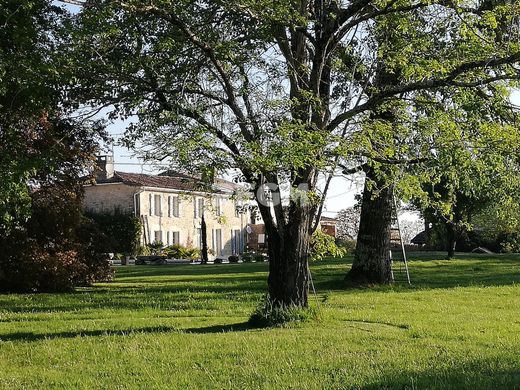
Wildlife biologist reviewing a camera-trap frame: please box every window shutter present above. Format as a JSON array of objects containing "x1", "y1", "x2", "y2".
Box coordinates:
[
  {"x1": 167, "y1": 196, "x2": 171, "y2": 218},
  {"x1": 155, "y1": 195, "x2": 161, "y2": 216},
  {"x1": 173, "y1": 196, "x2": 179, "y2": 217},
  {"x1": 194, "y1": 197, "x2": 197, "y2": 218},
  {"x1": 149, "y1": 194, "x2": 154, "y2": 216},
  {"x1": 177, "y1": 197, "x2": 181, "y2": 217}
]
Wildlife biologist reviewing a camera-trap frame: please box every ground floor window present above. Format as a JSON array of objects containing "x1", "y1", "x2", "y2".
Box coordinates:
[
  {"x1": 231, "y1": 229, "x2": 243, "y2": 255},
  {"x1": 196, "y1": 228, "x2": 203, "y2": 249},
  {"x1": 212, "y1": 229, "x2": 222, "y2": 256},
  {"x1": 154, "y1": 230, "x2": 162, "y2": 244}
]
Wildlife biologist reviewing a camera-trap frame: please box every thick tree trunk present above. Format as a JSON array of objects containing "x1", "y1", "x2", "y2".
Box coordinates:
[
  {"x1": 265, "y1": 212, "x2": 311, "y2": 308},
  {"x1": 346, "y1": 169, "x2": 394, "y2": 285},
  {"x1": 255, "y1": 177, "x2": 312, "y2": 309}
]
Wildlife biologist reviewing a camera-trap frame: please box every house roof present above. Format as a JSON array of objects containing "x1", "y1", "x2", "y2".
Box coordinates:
[
  {"x1": 320, "y1": 216, "x2": 338, "y2": 224},
  {"x1": 94, "y1": 171, "x2": 241, "y2": 194}
]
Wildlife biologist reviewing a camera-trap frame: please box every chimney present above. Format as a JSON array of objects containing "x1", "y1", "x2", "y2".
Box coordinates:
[{"x1": 95, "y1": 154, "x2": 115, "y2": 180}]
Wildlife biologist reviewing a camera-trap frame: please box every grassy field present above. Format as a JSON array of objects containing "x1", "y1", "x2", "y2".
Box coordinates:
[{"x1": 0, "y1": 252, "x2": 519, "y2": 389}]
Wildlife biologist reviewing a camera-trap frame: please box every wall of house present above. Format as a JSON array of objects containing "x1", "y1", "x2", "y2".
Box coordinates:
[
  {"x1": 138, "y1": 190, "x2": 248, "y2": 259},
  {"x1": 83, "y1": 183, "x2": 249, "y2": 259},
  {"x1": 83, "y1": 183, "x2": 137, "y2": 215}
]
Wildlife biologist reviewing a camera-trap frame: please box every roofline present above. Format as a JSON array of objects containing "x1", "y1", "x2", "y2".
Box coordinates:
[
  {"x1": 140, "y1": 185, "x2": 235, "y2": 197},
  {"x1": 83, "y1": 182, "x2": 126, "y2": 187}
]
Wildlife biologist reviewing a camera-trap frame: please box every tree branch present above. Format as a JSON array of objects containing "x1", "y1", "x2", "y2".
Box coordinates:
[{"x1": 328, "y1": 53, "x2": 520, "y2": 131}]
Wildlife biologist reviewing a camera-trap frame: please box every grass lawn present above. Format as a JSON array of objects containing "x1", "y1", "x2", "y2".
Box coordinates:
[{"x1": 1, "y1": 252, "x2": 519, "y2": 389}]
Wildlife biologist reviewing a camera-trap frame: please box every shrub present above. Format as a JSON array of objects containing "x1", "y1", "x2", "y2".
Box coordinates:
[
  {"x1": 165, "y1": 244, "x2": 200, "y2": 260},
  {"x1": 85, "y1": 211, "x2": 141, "y2": 255},
  {"x1": 249, "y1": 298, "x2": 319, "y2": 327},
  {"x1": 147, "y1": 241, "x2": 164, "y2": 255},
  {"x1": 255, "y1": 254, "x2": 266, "y2": 262},
  {"x1": 214, "y1": 258, "x2": 223, "y2": 264},
  {"x1": 335, "y1": 238, "x2": 356, "y2": 254},
  {"x1": 0, "y1": 185, "x2": 113, "y2": 293},
  {"x1": 498, "y1": 232, "x2": 520, "y2": 253},
  {"x1": 242, "y1": 252, "x2": 253, "y2": 262},
  {"x1": 228, "y1": 255, "x2": 239, "y2": 263},
  {"x1": 309, "y1": 229, "x2": 346, "y2": 261}
]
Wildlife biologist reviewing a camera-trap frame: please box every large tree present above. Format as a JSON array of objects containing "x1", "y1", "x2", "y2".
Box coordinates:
[
  {"x1": 0, "y1": 0, "x2": 105, "y2": 231},
  {"x1": 342, "y1": 2, "x2": 520, "y2": 283},
  {"x1": 66, "y1": 0, "x2": 520, "y2": 307}
]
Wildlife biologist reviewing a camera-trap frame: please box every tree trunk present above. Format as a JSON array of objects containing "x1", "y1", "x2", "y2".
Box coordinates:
[
  {"x1": 257, "y1": 184, "x2": 312, "y2": 309},
  {"x1": 200, "y1": 212, "x2": 209, "y2": 264},
  {"x1": 346, "y1": 169, "x2": 394, "y2": 285},
  {"x1": 265, "y1": 217, "x2": 311, "y2": 309},
  {"x1": 446, "y1": 221, "x2": 456, "y2": 259}
]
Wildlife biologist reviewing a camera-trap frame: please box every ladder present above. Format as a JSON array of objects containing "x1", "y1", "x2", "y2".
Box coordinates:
[{"x1": 389, "y1": 196, "x2": 411, "y2": 284}]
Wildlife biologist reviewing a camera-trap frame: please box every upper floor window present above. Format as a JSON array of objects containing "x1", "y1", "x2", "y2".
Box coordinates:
[
  {"x1": 168, "y1": 196, "x2": 180, "y2": 218},
  {"x1": 149, "y1": 193, "x2": 162, "y2": 216},
  {"x1": 215, "y1": 197, "x2": 222, "y2": 216}
]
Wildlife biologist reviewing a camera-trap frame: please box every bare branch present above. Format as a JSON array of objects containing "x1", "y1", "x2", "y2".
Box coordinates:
[{"x1": 328, "y1": 52, "x2": 520, "y2": 131}]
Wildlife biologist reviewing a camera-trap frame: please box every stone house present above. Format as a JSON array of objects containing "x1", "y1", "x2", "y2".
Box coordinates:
[{"x1": 83, "y1": 156, "x2": 250, "y2": 259}]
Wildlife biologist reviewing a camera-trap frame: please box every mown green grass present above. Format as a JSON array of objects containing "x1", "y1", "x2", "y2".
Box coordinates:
[{"x1": 0, "y1": 252, "x2": 519, "y2": 389}]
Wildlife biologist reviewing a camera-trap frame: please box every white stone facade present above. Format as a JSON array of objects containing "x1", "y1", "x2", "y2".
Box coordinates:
[{"x1": 84, "y1": 183, "x2": 249, "y2": 259}]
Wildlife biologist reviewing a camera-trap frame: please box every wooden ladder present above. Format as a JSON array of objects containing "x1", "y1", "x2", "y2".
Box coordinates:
[{"x1": 389, "y1": 196, "x2": 411, "y2": 284}]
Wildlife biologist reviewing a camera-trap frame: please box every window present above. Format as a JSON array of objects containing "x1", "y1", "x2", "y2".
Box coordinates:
[
  {"x1": 212, "y1": 229, "x2": 222, "y2": 256},
  {"x1": 168, "y1": 196, "x2": 180, "y2": 218},
  {"x1": 154, "y1": 230, "x2": 163, "y2": 244},
  {"x1": 196, "y1": 228, "x2": 203, "y2": 249},
  {"x1": 135, "y1": 195, "x2": 140, "y2": 216},
  {"x1": 172, "y1": 231, "x2": 180, "y2": 245},
  {"x1": 231, "y1": 229, "x2": 242, "y2": 254},
  {"x1": 215, "y1": 197, "x2": 222, "y2": 216},
  {"x1": 154, "y1": 195, "x2": 162, "y2": 216},
  {"x1": 234, "y1": 201, "x2": 240, "y2": 218},
  {"x1": 166, "y1": 231, "x2": 170, "y2": 246}
]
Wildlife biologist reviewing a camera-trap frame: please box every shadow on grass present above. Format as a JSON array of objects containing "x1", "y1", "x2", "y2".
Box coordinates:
[
  {"x1": 358, "y1": 361, "x2": 520, "y2": 390},
  {"x1": 313, "y1": 254, "x2": 520, "y2": 293},
  {"x1": 0, "y1": 325, "x2": 177, "y2": 342},
  {"x1": 0, "y1": 322, "x2": 257, "y2": 342},
  {"x1": 1, "y1": 254, "x2": 519, "y2": 315},
  {"x1": 182, "y1": 321, "x2": 252, "y2": 334}
]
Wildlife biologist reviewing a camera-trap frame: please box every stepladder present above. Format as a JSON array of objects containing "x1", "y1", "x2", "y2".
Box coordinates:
[{"x1": 389, "y1": 196, "x2": 411, "y2": 284}]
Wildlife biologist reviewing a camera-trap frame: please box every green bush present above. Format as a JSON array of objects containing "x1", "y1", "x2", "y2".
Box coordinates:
[
  {"x1": 309, "y1": 229, "x2": 347, "y2": 261},
  {"x1": 228, "y1": 255, "x2": 239, "y2": 263},
  {"x1": 147, "y1": 241, "x2": 164, "y2": 255},
  {"x1": 0, "y1": 185, "x2": 113, "y2": 293},
  {"x1": 335, "y1": 238, "x2": 356, "y2": 254},
  {"x1": 498, "y1": 232, "x2": 520, "y2": 253},
  {"x1": 164, "y1": 244, "x2": 200, "y2": 260},
  {"x1": 85, "y1": 211, "x2": 141, "y2": 255},
  {"x1": 249, "y1": 298, "x2": 319, "y2": 327}
]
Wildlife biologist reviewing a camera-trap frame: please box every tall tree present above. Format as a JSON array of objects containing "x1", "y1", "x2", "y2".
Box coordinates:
[
  {"x1": 0, "y1": 0, "x2": 105, "y2": 231},
  {"x1": 67, "y1": 0, "x2": 520, "y2": 307},
  {"x1": 343, "y1": 3, "x2": 520, "y2": 283}
]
